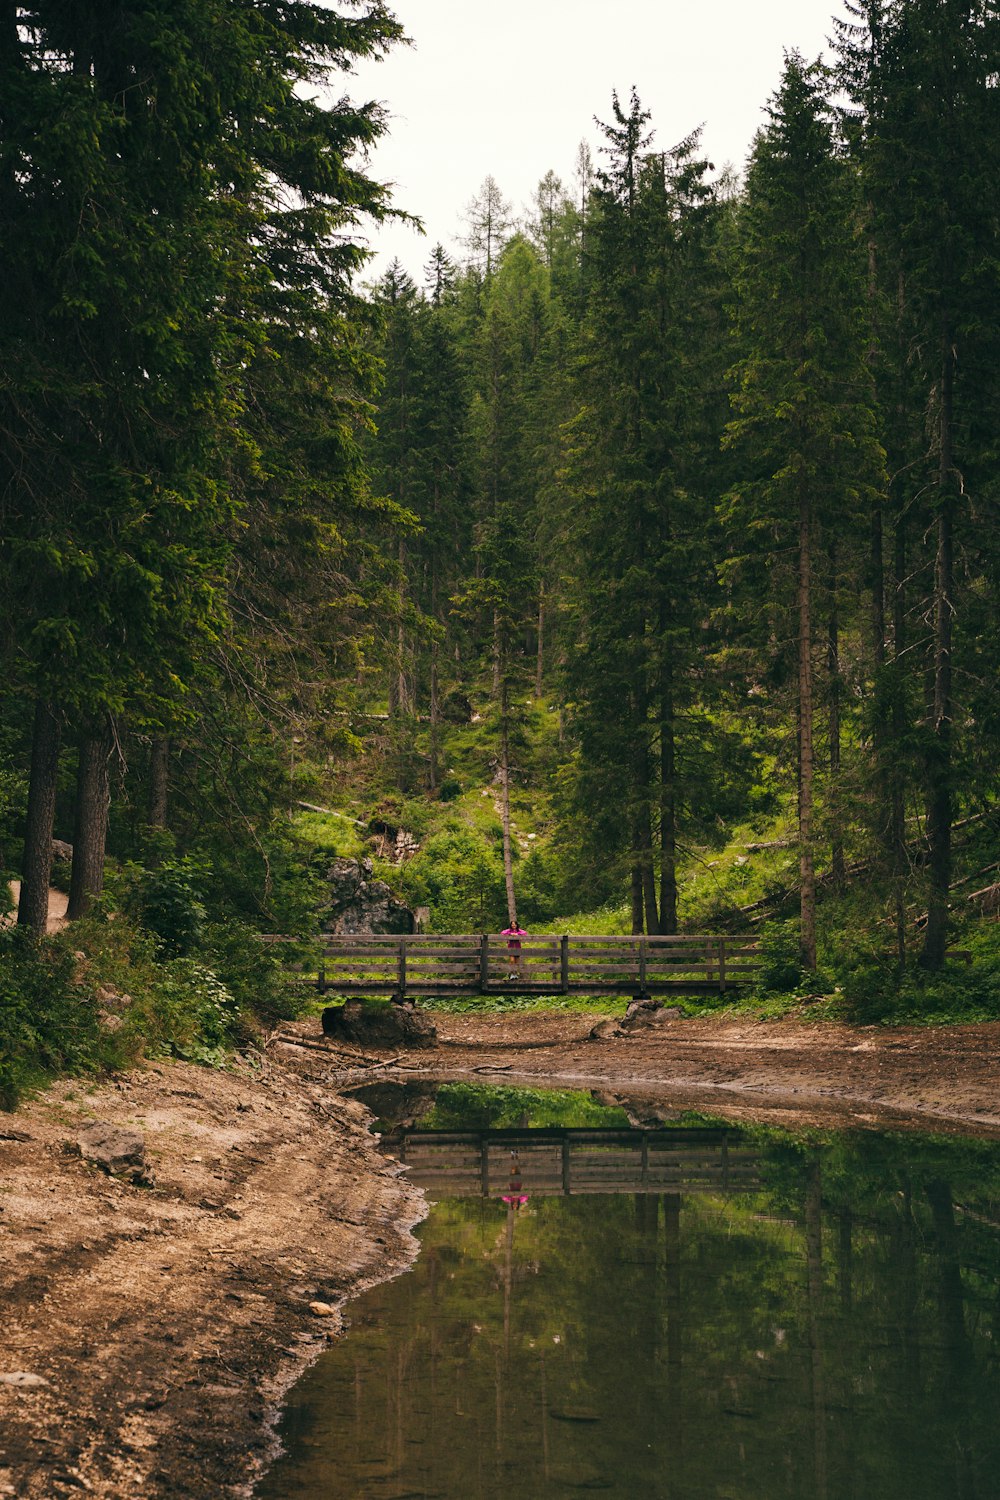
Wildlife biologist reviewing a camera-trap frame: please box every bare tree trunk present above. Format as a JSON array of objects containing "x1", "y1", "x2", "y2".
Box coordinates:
[
  {"x1": 535, "y1": 586, "x2": 544, "y2": 698},
  {"x1": 659, "y1": 659, "x2": 677, "y2": 934},
  {"x1": 67, "y1": 726, "x2": 112, "y2": 919},
  {"x1": 798, "y1": 488, "x2": 817, "y2": 970},
  {"x1": 633, "y1": 670, "x2": 658, "y2": 935},
  {"x1": 890, "y1": 517, "x2": 908, "y2": 965},
  {"x1": 827, "y1": 546, "x2": 845, "y2": 891},
  {"x1": 636, "y1": 804, "x2": 658, "y2": 936},
  {"x1": 491, "y1": 610, "x2": 501, "y2": 699},
  {"x1": 921, "y1": 324, "x2": 956, "y2": 969},
  {"x1": 429, "y1": 565, "x2": 440, "y2": 793},
  {"x1": 630, "y1": 864, "x2": 643, "y2": 936},
  {"x1": 499, "y1": 691, "x2": 517, "y2": 926},
  {"x1": 18, "y1": 698, "x2": 62, "y2": 934},
  {"x1": 149, "y1": 735, "x2": 170, "y2": 829}
]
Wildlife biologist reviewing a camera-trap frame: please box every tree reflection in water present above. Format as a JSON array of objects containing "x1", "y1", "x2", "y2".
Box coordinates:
[{"x1": 261, "y1": 1090, "x2": 1000, "y2": 1500}]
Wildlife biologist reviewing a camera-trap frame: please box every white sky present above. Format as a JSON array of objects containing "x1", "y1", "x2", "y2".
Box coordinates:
[{"x1": 343, "y1": 0, "x2": 844, "y2": 283}]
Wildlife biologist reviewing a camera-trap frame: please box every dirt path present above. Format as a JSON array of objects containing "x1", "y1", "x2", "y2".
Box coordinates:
[
  {"x1": 397, "y1": 1010, "x2": 1000, "y2": 1137},
  {"x1": 4, "y1": 881, "x2": 68, "y2": 932},
  {"x1": 2, "y1": 1010, "x2": 999, "y2": 1498}
]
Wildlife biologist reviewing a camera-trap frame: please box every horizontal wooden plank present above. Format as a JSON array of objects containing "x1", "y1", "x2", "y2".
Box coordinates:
[{"x1": 310, "y1": 932, "x2": 756, "y2": 946}]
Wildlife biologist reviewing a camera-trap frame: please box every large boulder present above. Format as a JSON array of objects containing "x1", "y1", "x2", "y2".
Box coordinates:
[
  {"x1": 590, "y1": 999, "x2": 684, "y2": 1040},
  {"x1": 75, "y1": 1121, "x2": 153, "y2": 1185},
  {"x1": 321, "y1": 1000, "x2": 437, "y2": 1050},
  {"x1": 322, "y1": 857, "x2": 414, "y2": 936}
]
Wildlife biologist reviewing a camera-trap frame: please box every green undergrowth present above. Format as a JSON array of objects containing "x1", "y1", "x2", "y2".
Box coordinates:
[{"x1": 0, "y1": 912, "x2": 310, "y2": 1111}]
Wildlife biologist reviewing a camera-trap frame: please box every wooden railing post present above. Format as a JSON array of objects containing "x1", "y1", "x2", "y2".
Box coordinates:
[
  {"x1": 560, "y1": 934, "x2": 569, "y2": 993},
  {"x1": 398, "y1": 939, "x2": 407, "y2": 1000},
  {"x1": 480, "y1": 933, "x2": 489, "y2": 992},
  {"x1": 718, "y1": 937, "x2": 726, "y2": 993},
  {"x1": 639, "y1": 937, "x2": 647, "y2": 993},
  {"x1": 480, "y1": 1135, "x2": 490, "y2": 1196},
  {"x1": 317, "y1": 963, "x2": 326, "y2": 995},
  {"x1": 562, "y1": 1136, "x2": 571, "y2": 1195}
]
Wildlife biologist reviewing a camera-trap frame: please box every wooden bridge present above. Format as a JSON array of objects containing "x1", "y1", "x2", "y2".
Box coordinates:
[
  {"x1": 274, "y1": 932, "x2": 759, "y2": 999},
  {"x1": 385, "y1": 1126, "x2": 761, "y2": 1198}
]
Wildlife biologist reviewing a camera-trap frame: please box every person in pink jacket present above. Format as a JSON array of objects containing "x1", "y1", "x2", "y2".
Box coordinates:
[{"x1": 501, "y1": 921, "x2": 527, "y2": 980}]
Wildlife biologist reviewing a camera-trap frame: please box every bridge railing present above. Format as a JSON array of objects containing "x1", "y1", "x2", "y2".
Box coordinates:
[
  {"x1": 385, "y1": 1126, "x2": 761, "y2": 1197},
  {"x1": 267, "y1": 932, "x2": 759, "y2": 996}
]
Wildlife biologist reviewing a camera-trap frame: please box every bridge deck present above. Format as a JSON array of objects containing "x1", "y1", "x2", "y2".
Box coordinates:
[{"x1": 270, "y1": 932, "x2": 759, "y2": 998}]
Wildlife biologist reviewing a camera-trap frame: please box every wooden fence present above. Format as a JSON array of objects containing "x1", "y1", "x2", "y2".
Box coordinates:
[{"x1": 268, "y1": 932, "x2": 759, "y2": 997}]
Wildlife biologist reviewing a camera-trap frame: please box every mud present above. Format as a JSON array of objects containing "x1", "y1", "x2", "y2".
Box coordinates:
[{"x1": 2, "y1": 1009, "x2": 999, "y2": 1498}]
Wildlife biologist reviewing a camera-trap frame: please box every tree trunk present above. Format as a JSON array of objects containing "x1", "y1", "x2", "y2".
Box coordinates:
[
  {"x1": 659, "y1": 672, "x2": 677, "y2": 934},
  {"x1": 630, "y1": 863, "x2": 644, "y2": 936},
  {"x1": 921, "y1": 326, "x2": 956, "y2": 969},
  {"x1": 499, "y1": 691, "x2": 517, "y2": 926},
  {"x1": 798, "y1": 487, "x2": 817, "y2": 970},
  {"x1": 428, "y1": 565, "x2": 440, "y2": 793},
  {"x1": 67, "y1": 726, "x2": 112, "y2": 919},
  {"x1": 535, "y1": 586, "x2": 544, "y2": 698},
  {"x1": 827, "y1": 546, "x2": 845, "y2": 890},
  {"x1": 640, "y1": 805, "x2": 658, "y2": 936},
  {"x1": 149, "y1": 735, "x2": 170, "y2": 829},
  {"x1": 17, "y1": 698, "x2": 62, "y2": 934},
  {"x1": 491, "y1": 610, "x2": 501, "y2": 699},
  {"x1": 633, "y1": 667, "x2": 658, "y2": 935}
]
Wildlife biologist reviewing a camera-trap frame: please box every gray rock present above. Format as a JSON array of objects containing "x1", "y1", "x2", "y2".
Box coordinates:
[
  {"x1": 618, "y1": 998, "x2": 685, "y2": 1033},
  {"x1": 321, "y1": 1000, "x2": 437, "y2": 1050},
  {"x1": 76, "y1": 1122, "x2": 153, "y2": 1185},
  {"x1": 321, "y1": 856, "x2": 414, "y2": 936}
]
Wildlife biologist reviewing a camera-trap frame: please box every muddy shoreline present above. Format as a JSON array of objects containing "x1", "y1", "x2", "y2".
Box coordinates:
[{"x1": 2, "y1": 1011, "x2": 999, "y2": 1498}]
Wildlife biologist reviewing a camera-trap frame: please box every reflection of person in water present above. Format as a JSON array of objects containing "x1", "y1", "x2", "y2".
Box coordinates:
[{"x1": 500, "y1": 1150, "x2": 529, "y2": 1210}]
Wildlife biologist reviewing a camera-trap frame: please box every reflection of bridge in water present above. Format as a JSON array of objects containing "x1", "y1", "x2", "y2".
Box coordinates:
[{"x1": 385, "y1": 1127, "x2": 762, "y2": 1198}]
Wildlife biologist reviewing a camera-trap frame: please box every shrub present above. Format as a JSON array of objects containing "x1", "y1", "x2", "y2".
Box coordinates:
[
  {"x1": 0, "y1": 929, "x2": 110, "y2": 1109},
  {"x1": 753, "y1": 919, "x2": 803, "y2": 993},
  {"x1": 136, "y1": 960, "x2": 241, "y2": 1067},
  {"x1": 122, "y1": 856, "x2": 209, "y2": 956}
]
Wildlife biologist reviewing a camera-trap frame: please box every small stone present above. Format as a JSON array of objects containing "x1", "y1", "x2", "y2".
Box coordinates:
[
  {"x1": 0, "y1": 1372, "x2": 50, "y2": 1388},
  {"x1": 308, "y1": 1301, "x2": 336, "y2": 1317}
]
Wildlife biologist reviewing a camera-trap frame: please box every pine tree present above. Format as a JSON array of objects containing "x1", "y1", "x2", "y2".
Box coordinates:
[
  {"x1": 723, "y1": 54, "x2": 883, "y2": 970},
  {"x1": 565, "y1": 93, "x2": 728, "y2": 933},
  {"x1": 835, "y1": 0, "x2": 1000, "y2": 968},
  {"x1": 0, "y1": 0, "x2": 403, "y2": 927}
]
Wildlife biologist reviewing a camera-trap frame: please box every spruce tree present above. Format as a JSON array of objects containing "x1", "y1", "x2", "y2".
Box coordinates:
[
  {"x1": 723, "y1": 54, "x2": 883, "y2": 970},
  {"x1": 835, "y1": 0, "x2": 1000, "y2": 968}
]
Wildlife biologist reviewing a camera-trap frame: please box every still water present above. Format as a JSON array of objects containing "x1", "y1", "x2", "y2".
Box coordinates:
[{"x1": 259, "y1": 1084, "x2": 1000, "y2": 1500}]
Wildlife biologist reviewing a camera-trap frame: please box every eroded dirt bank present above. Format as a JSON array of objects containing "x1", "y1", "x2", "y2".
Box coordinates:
[
  {"x1": 0, "y1": 1049, "x2": 424, "y2": 1500},
  {"x1": 2, "y1": 1011, "x2": 1000, "y2": 1499}
]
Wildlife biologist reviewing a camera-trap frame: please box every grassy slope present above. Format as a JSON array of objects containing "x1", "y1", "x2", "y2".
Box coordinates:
[{"x1": 296, "y1": 689, "x2": 1000, "y2": 1027}]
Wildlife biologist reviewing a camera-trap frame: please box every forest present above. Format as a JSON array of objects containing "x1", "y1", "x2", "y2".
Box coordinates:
[{"x1": 3, "y1": 0, "x2": 1000, "y2": 1101}]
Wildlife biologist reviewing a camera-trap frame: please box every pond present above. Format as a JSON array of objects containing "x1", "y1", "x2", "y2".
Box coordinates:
[{"x1": 258, "y1": 1084, "x2": 1000, "y2": 1499}]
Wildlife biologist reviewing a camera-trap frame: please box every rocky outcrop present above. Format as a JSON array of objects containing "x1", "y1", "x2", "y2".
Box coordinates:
[
  {"x1": 322, "y1": 857, "x2": 414, "y2": 936},
  {"x1": 321, "y1": 999, "x2": 437, "y2": 1049}
]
